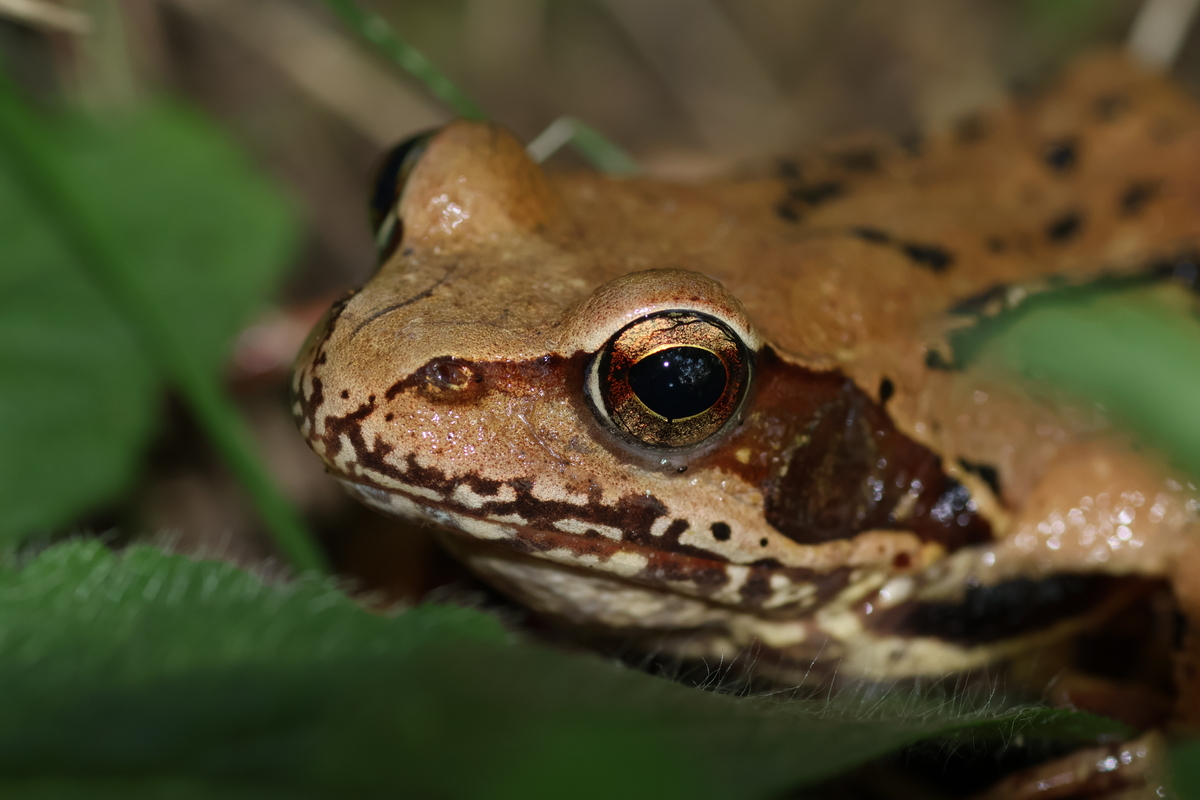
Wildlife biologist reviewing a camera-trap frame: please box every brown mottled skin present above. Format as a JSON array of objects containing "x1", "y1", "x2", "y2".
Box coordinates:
[{"x1": 293, "y1": 53, "x2": 1200, "y2": 682}]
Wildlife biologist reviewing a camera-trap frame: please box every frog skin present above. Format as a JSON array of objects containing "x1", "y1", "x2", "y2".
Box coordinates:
[{"x1": 293, "y1": 53, "x2": 1200, "y2": 682}]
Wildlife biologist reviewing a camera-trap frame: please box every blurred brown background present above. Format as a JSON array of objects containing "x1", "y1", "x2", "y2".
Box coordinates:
[{"x1": 1, "y1": 0, "x2": 1188, "y2": 602}]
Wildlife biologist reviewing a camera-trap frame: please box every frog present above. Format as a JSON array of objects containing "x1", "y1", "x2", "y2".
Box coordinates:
[{"x1": 292, "y1": 52, "x2": 1200, "y2": 695}]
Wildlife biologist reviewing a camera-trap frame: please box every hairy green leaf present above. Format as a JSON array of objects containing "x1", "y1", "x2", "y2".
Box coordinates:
[{"x1": 0, "y1": 542, "x2": 1128, "y2": 799}]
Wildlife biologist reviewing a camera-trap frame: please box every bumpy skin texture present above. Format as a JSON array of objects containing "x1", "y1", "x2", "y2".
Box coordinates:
[{"x1": 293, "y1": 53, "x2": 1200, "y2": 678}]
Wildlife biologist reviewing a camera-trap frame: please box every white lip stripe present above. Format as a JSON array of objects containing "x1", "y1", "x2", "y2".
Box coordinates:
[
  {"x1": 649, "y1": 516, "x2": 675, "y2": 537},
  {"x1": 553, "y1": 518, "x2": 625, "y2": 541}
]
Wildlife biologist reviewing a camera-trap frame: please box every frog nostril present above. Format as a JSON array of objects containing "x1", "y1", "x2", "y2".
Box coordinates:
[{"x1": 423, "y1": 357, "x2": 477, "y2": 391}]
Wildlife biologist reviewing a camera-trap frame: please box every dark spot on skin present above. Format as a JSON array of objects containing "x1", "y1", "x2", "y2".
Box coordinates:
[
  {"x1": 1042, "y1": 139, "x2": 1077, "y2": 172},
  {"x1": 902, "y1": 243, "x2": 954, "y2": 272},
  {"x1": 878, "y1": 378, "x2": 894, "y2": 404},
  {"x1": 924, "y1": 349, "x2": 958, "y2": 371},
  {"x1": 851, "y1": 226, "x2": 891, "y2": 244},
  {"x1": 759, "y1": 538, "x2": 769, "y2": 547},
  {"x1": 985, "y1": 236, "x2": 1006, "y2": 254},
  {"x1": 893, "y1": 553, "x2": 910, "y2": 569},
  {"x1": 1046, "y1": 211, "x2": 1083, "y2": 243},
  {"x1": 959, "y1": 458, "x2": 1002, "y2": 498},
  {"x1": 1120, "y1": 180, "x2": 1160, "y2": 217},
  {"x1": 852, "y1": 229, "x2": 953, "y2": 273},
  {"x1": 789, "y1": 181, "x2": 844, "y2": 207},
  {"x1": 835, "y1": 148, "x2": 880, "y2": 173},
  {"x1": 340, "y1": 390, "x2": 350, "y2": 399},
  {"x1": 775, "y1": 201, "x2": 801, "y2": 223},
  {"x1": 384, "y1": 413, "x2": 394, "y2": 422},
  {"x1": 1094, "y1": 93, "x2": 1129, "y2": 122},
  {"x1": 954, "y1": 113, "x2": 987, "y2": 144},
  {"x1": 711, "y1": 522, "x2": 732, "y2": 541},
  {"x1": 876, "y1": 575, "x2": 1121, "y2": 646},
  {"x1": 401, "y1": 247, "x2": 414, "y2": 257}
]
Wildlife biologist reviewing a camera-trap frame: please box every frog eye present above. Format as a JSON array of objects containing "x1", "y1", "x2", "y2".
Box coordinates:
[
  {"x1": 369, "y1": 129, "x2": 439, "y2": 262},
  {"x1": 588, "y1": 311, "x2": 751, "y2": 450}
]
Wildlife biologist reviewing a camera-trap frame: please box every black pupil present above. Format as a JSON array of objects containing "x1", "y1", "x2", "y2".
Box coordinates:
[{"x1": 627, "y1": 347, "x2": 727, "y2": 421}]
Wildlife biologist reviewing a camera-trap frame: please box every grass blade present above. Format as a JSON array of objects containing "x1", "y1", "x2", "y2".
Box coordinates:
[
  {"x1": 321, "y1": 0, "x2": 487, "y2": 121},
  {"x1": 320, "y1": 0, "x2": 640, "y2": 174}
]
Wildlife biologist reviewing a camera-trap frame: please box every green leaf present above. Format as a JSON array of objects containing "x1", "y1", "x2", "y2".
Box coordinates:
[
  {"x1": 0, "y1": 170, "x2": 155, "y2": 538},
  {"x1": 962, "y1": 284, "x2": 1200, "y2": 479},
  {"x1": 321, "y1": 0, "x2": 487, "y2": 121},
  {"x1": 60, "y1": 107, "x2": 297, "y2": 375},
  {"x1": 1170, "y1": 738, "x2": 1200, "y2": 799},
  {"x1": 0, "y1": 542, "x2": 1129, "y2": 799},
  {"x1": 0, "y1": 95, "x2": 309, "y2": 564}
]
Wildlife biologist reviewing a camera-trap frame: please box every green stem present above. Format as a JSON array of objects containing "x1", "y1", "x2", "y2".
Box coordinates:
[
  {"x1": 321, "y1": 0, "x2": 487, "y2": 120},
  {"x1": 563, "y1": 118, "x2": 640, "y2": 175},
  {"x1": 0, "y1": 81, "x2": 328, "y2": 575},
  {"x1": 320, "y1": 0, "x2": 639, "y2": 174}
]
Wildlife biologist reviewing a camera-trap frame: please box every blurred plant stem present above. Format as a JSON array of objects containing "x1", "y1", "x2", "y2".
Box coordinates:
[
  {"x1": 320, "y1": 0, "x2": 639, "y2": 174},
  {"x1": 0, "y1": 75, "x2": 328, "y2": 575},
  {"x1": 321, "y1": 0, "x2": 487, "y2": 121}
]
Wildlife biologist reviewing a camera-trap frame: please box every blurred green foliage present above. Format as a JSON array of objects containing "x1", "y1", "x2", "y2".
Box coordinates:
[
  {"x1": 0, "y1": 82, "x2": 325, "y2": 570},
  {"x1": 0, "y1": 101, "x2": 295, "y2": 543}
]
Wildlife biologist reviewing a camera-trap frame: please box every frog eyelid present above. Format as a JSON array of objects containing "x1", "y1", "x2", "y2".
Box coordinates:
[{"x1": 559, "y1": 269, "x2": 761, "y2": 354}]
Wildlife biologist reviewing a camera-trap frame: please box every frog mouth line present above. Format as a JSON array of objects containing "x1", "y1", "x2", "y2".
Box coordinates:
[
  {"x1": 338, "y1": 478, "x2": 1149, "y2": 672},
  {"x1": 338, "y1": 476, "x2": 856, "y2": 613}
]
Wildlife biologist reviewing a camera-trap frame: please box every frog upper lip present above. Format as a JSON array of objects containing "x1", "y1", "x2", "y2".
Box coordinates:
[{"x1": 335, "y1": 474, "x2": 863, "y2": 612}]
